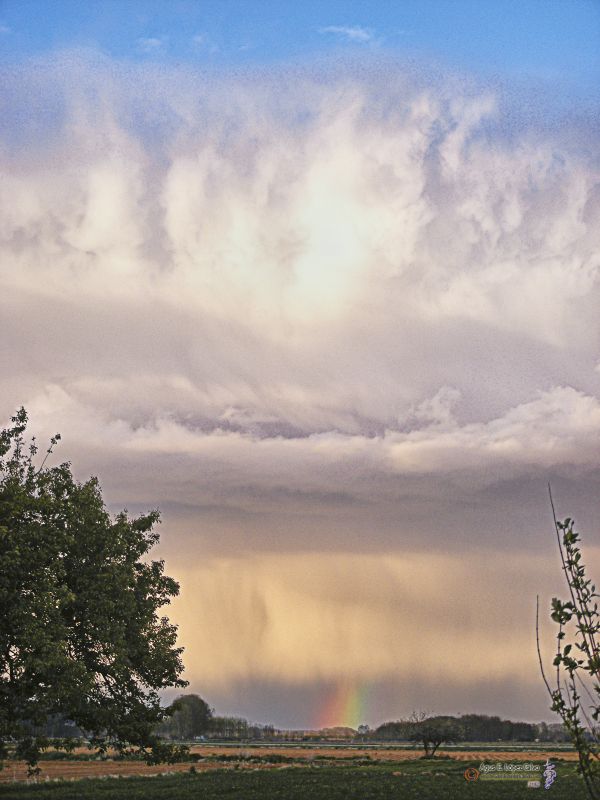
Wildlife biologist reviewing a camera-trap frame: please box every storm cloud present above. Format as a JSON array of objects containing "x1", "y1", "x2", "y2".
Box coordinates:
[{"x1": 1, "y1": 50, "x2": 599, "y2": 724}]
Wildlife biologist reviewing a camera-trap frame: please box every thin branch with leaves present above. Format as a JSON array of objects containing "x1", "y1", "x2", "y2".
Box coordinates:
[{"x1": 537, "y1": 489, "x2": 600, "y2": 800}]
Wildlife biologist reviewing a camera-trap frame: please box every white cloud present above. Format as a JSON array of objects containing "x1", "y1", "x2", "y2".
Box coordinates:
[
  {"x1": 191, "y1": 32, "x2": 219, "y2": 53},
  {"x1": 0, "y1": 23, "x2": 11, "y2": 34},
  {"x1": 319, "y1": 25, "x2": 374, "y2": 43},
  {"x1": 136, "y1": 36, "x2": 164, "y2": 53},
  {"x1": 0, "y1": 52, "x2": 599, "y2": 553},
  {"x1": 21, "y1": 384, "x2": 599, "y2": 488}
]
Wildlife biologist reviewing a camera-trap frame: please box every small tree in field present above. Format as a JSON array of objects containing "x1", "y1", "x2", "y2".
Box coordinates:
[
  {"x1": 407, "y1": 712, "x2": 463, "y2": 757},
  {"x1": 0, "y1": 408, "x2": 188, "y2": 772},
  {"x1": 537, "y1": 495, "x2": 600, "y2": 800}
]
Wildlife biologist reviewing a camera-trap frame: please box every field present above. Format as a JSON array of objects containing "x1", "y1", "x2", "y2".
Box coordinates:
[{"x1": 0, "y1": 744, "x2": 588, "y2": 799}]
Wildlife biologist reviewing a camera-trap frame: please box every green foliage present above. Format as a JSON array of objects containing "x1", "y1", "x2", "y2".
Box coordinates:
[
  {"x1": 0, "y1": 408, "x2": 187, "y2": 771},
  {"x1": 157, "y1": 694, "x2": 213, "y2": 740},
  {"x1": 539, "y1": 510, "x2": 600, "y2": 799},
  {"x1": 142, "y1": 739, "x2": 190, "y2": 765}
]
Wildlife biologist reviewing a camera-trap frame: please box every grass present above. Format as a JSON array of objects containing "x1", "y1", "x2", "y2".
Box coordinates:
[{"x1": 0, "y1": 759, "x2": 589, "y2": 800}]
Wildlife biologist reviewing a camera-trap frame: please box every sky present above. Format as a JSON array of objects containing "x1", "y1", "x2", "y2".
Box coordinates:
[{"x1": 1, "y1": 0, "x2": 600, "y2": 729}]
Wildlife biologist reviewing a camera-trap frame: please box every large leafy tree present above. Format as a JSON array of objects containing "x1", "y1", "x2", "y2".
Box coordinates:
[{"x1": 0, "y1": 408, "x2": 187, "y2": 769}]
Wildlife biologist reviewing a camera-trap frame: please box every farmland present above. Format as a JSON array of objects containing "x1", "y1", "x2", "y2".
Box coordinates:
[{"x1": 0, "y1": 744, "x2": 588, "y2": 799}]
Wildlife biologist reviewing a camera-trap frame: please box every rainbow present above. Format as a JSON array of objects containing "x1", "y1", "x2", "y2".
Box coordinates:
[{"x1": 316, "y1": 682, "x2": 369, "y2": 730}]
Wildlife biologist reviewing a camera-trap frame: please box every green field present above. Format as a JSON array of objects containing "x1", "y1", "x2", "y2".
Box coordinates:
[{"x1": 0, "y1": 759, "x2": 587, "y2": 800}]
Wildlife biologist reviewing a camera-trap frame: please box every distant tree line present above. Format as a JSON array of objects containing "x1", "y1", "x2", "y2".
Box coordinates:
[
  {"x1": 154, "y1": 696, "x2": 275, "y2": 741},
  {"x1": 373, "y1": 714, "x2": 569, "y2": 743},
  {"x1": 209, "y1": 717, "x2": 276, "y2": 740},
  {"x1": 23, "y1": 705, "x2": 570, "y2": 745}
]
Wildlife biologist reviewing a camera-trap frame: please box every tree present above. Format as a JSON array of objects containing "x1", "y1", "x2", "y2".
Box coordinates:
[
  {"x1": 458, "y1": 713, "x2": 535, "y2": 742},
  {"x1": 157, "y1": 694, "x2": 213, "y2": 740},
  {"x1": 537, "y1": 498, "x2": 600, "y2": 799},
  {"x1": 210, "y1": 715, "x2": 250, "y2": 739},
  {"x1": 356, "y1": 723, "x2": 371, "y2": 741},
  {"x1": 373, "y1": 720, "x2": 409, "y2": 740},
  {"x1": 407, "y1": 713, "x2": 463, "y2": 757},
  {"x1": 0, "y1": 408, "x2": 187, "y2": 771},
  {"x1": 459, "y1": 713, "x2": 504, "y2": 741}
]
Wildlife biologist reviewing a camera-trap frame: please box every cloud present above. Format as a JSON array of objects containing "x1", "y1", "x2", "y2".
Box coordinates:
[
  {"x1": 136, "y1": 36, "x2": 164, "y2": 53},
  {"x1": 25, "y1": 384, "x2": 599, "y2": 481},
  {"x1": 0, "y1": 52, "x2": 599, "y2": 717},
  {"x1": 191, "y1": 32, "x2": 219, "y2": 53},
  {"x1": 319, "y1": 25, "x2": 375, "y2": 43},
  {"x1": 0, "y1": 23, "x2": 10, "y2": 34},
  {"x1": 1, "y1": 56, "x2": 598, "y2": 461}
]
